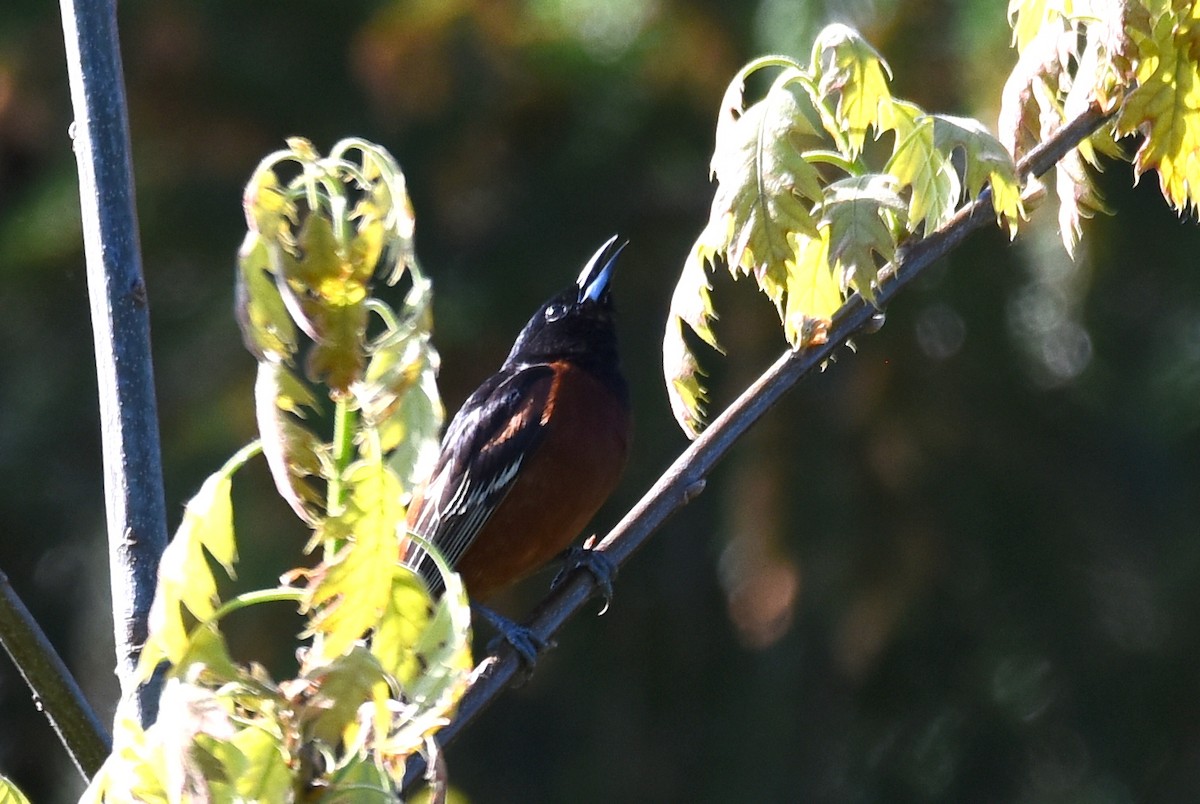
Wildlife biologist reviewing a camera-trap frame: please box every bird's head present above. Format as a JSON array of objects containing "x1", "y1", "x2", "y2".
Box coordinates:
[{"x1": 504, "y1": 235, "x2": 627, "y2": 373}]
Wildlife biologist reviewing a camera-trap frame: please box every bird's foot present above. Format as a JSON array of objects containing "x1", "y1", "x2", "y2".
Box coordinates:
[
  {"x1": 472, "y1": 604, "x2": 553, "y2": 669},
  {"x1": 552, "y1": 539, "x2": 618, "y2": 613}
]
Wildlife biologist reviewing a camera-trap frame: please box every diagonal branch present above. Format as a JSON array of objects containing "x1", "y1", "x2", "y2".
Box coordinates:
[
  {"x1": 0, "y1": 569, "x2": 111, "y2": 778},
  {"x1": 60, "y1": 0, "x2": 169, "y2": 729},
  {"x1": 402, "y1": 102, "x2": 1113, "y2": 792}
]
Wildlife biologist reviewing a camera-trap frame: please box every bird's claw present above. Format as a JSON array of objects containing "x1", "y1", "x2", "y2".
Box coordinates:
[
  {"x1": 472, "y1": 604, "x2": 553, "y2": 670},
  {"x1": 552, "y1": 541, "x2": 618, "y2": 613}
]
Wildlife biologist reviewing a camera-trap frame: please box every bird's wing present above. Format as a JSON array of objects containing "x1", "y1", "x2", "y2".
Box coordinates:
[{"x1": 404, "y1": 364, "x2": 556, "y2": 587}]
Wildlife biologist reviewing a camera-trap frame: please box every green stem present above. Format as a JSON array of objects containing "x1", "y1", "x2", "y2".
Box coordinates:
[
  {"x1": 327, "y1": 397, "x2": 357, "y2": 520},
  {"x1": 792, "y1": 73, "x2": 855, "y2": 157},
  {"x1": 734, "y1": 54, "x2": 805, "y2": 83},
  {"x1": 207, "y1": 587, "x2": 305, "y2": 626},
  {"x1": 225, "y1": 439, "x2": 264, "y2": 474},
  {"x1": 364, "y1": 299, "x2": 402, "y2": 344},
  {"x1": 803, "y1": 150, "x2": 862, "y2": 175}
]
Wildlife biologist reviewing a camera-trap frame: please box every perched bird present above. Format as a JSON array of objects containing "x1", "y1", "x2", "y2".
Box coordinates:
[{"x1": 402, "y1": 236, "x2": 632, "y2": 603}]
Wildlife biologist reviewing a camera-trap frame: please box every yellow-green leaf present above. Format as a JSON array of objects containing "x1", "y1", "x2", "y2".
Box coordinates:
[
  {"x1": 80, "y1": 718, "x2": 170, "y2": 804},
  {"x1": 0, "y1": 775, "x2": 32, "y2": 804},
  {"x1": 378, "y1": 344, "x2": 442, "y2": 489},
  {"x1": 666, "y1": 56, "x2": 832, "y2": 438},
  {"x1": 1008, "y1": 0, "x2": 1068, "y2": 54},
  {"x1": 931, "y1": 114, "x2": 1025, "y2": 237},
  {"x1": 171, "y1": 622, "x2": 241, "y2": 683},
  {"x1": 821, "y1": 175, "x2": 906, "y2": 304},
  {"x1": 284, "y1": 214, "x2": 356, "y2": 301},
  {"x1": 324, "y1": 758, "x2": 395, "y2": 802},
  {"x1": 371, "y1": 568, "x2": 436, "y2": 685},
  {"x1": 1115, "y1": 4, "x2": 1200, "y2": 213},
  {"x1": 294, "y1": 646, "x2": 389, "y2": 749},
  {"x1": 783, "y1": 228, "x2": 840, "y2": 348},
  {"x1": 705, "y1": 61, "x2": 824, "y2": 296},
  {"x1": 355, "y1": 276, "x2": 445, "y2": 488},
  {"x1": 663, "y1": 245, "x2": 719, "y2": 438},
  {"x1": 1055, "y1": 148, "x2": 1110, "y2": 256},
  {"x1": 239, "y1": 136, "x2": 422, "y2": 396},
  {"x1": 885, "y1": 104, "x2": 961, "y2": 233},
  {"x1": 333, "y1": 137, "x2": 418, "y2": 286},
  {"x1": 377, "y1": 537, "x2": 472, "y2": 758},
  {"x1": 304, "y1": 299, "x2": 370, "y2": 393},
  {"x1": 303, "y1": 453, "x2": 406, "y2": 660},
  {"x1": 225, "y1": 726, "x2": 292, "y2": 802},
  {"x1": 138, "y1": 443, "x2": 259, "y2": 675},
  {"x1": 242, "y1": 166, "x2": 295, "y2": 250},
  {"x1": 235, "y1": 233, "x2": 298, "y2": 362},
  {"x1": 812, "y1": 23, "x2": 894, "y2": 155},
  {"x1": 255, "y1": 361, "x2": 324, "y2": 523}
]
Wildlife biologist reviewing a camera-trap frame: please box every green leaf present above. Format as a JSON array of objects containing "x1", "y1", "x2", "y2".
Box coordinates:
[
  {"x1": 303, "y1": 451, "x2": 406, "y2": 661},
  {"x1": 0, "y1": 776, "x2": 32, "y2": 804},
  {"x1": 667, "y1": 20, "x2": 1035, "y2": 439},
  {"x1": 705, "y1": 60, "x2": 824, "y2": 294},
  {"x1": 303, "y1": 298, "x2": 370, "y2": 394},
  {"x1": 104, "y1": 660, "x2": 296, "y2": 802},
  {"x1": 1007, "y1": 0, "x2": 1065, "y2": 54},
  {"x1": 242, "y1": 166, "x2": 296, "y2": 252},
  {"x1": 103, "y1": 135, "x2": 454, "y2": 802},
  {"x1": 355, "y1": 275, "x2": 445, "y2": 490},
  {"x1": 332, "y1": 137, "x2": 418, "y2": 287},
  {"x1": 377, "y1": 342, "x2": 442, "y2": 490},
  {"x1": 1055, "y1": 147, "x2": 1110, "y2": 257},
  {"x1": 240, "y1": 137, "x2": 424, "y2": 395},
  {"x1": 663, "y1": 245, "x2": 719, "y2": 438},
  {"x1": 821, "y1": 174, "x2": 906, "y2": 304},
  {"x1": 376, "y1": 538, "x2": 472, "y2": 759},
  {"x1": 80, "y1": 718, "x2": 172, "y2": 804},
  {"x1": 255, "y1": 361, "x2": 325, "y2": 523},
  {"x1": 235, "y1": 233, "x2": 299, "y2": 362},
  {"x1": 283, "y1": 213, "x2": 360, "y2": 302},
  {"x1": 171, "y1": 622, "x2": 241, "y2": 684},
  {"x1": 294, "y1": 646, "x2": 389, "y2": 748},
  {"x1": 885, "y1": 102, "x2": 960, "y2": 234},
  {"x1": 812, "y1": 23, "x2": 894, "y2": 155},
  {"x1": 783, "y1": 228, "x2": 840, "y2": 348},
  {"x1": 323, "y1": 758, "x2": 395, "y2": 802},
  {"x1": 264, "y1": 214, "x2": 372, "y2": 393},
  {"x1": 139, "y1": 443, "x2": 259, "y2": 675},
  {"x1": 1115, "y1": 4, "x2": 1200, "y2": 213},
  {"x1": 223, "y1": 726, "x2": 292, "y2": 801},
  {"x1": 665, "y1": 57, "x2": 830, "y2": 437},
  {"x1": 931, "y1": 114, "x2": 1025, "y2": 236},
  {"x1": 370, "y1": 569, "x2": 436, "y2": 685}
]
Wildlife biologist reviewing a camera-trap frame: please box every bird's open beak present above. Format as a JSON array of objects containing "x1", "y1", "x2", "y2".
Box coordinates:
[{"x1": 577, "y1": 234, "x2": 628, "y2": 303}]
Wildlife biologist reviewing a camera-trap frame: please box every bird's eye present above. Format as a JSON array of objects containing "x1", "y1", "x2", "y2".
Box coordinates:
[{"x1": 545, "y1": 303, "x2": 568, "y2": 322}]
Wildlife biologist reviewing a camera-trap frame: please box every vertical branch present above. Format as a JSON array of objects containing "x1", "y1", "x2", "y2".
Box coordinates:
[{"x1": 59, "y1": 0, "x2": 168, "y2": 728}]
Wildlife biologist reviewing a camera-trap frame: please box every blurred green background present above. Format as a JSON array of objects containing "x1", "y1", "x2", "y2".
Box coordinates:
[{"x1": 4, "y1": 0, "x2": 1200, "y2": 801}]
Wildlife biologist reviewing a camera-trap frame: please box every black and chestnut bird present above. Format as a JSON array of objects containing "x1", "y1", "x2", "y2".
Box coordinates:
[{"x1": 401, "y1": 236, "x2": 632, "y2": 603}]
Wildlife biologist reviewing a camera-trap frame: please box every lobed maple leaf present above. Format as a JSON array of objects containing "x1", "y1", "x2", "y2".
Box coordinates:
[{"x1": 1116, "y1": 3, "x2": 1200, "y2": 214}]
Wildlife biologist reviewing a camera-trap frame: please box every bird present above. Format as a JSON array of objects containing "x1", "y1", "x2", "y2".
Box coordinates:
[{"x1": 401, "y1": 235, "x2": 632, "y2": 609}]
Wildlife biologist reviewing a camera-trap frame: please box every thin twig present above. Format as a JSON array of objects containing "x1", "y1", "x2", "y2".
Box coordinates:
[
  {"x1": 401, "y1": 102, "x2": 1113, "y2": 793},
  {"x1": 60, "y1": 0, "x2": 169, "y2": 729},
  {"x1": 0, "y1": 569, "x2": 111, "y2": 778}
]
